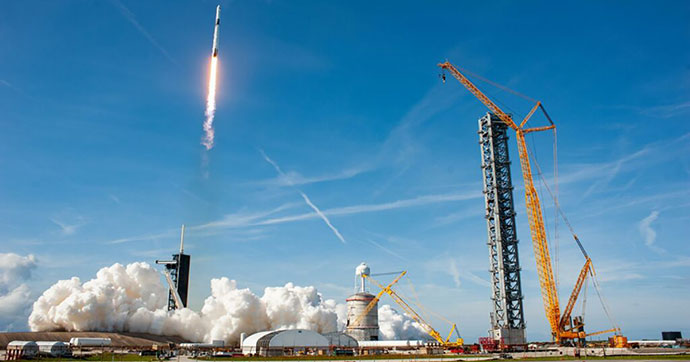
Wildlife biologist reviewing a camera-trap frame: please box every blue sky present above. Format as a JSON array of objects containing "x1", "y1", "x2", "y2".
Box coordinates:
[{"x1": 1, "y1": 0, "x2": 689, "y2": 341}]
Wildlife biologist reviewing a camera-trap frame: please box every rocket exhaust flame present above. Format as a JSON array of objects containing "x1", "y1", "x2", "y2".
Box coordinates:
[
  {"x1": 203, "y1": 56, "x2": 218, "y2": 150},
  {"x1": 202, "y1": 5, "x2": 221, "y2": 150}
]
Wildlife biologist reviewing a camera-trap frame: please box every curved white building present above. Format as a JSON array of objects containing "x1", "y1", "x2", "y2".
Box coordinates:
[
  {"x1": 6, "y1": 341, "x2": 39, "y2": 360},
  {"x1": 69, "y1": 337, "x2": 111, "y2": 347},
  {"x1": 37, "y1": 341, "x2": 69, "y2": 356},
  {"x1": 241, "y1": 329, "x2": 329, "y2": 356},
  {"x1": 324, "y1": 332, "x2": 359, "y2": 347}
]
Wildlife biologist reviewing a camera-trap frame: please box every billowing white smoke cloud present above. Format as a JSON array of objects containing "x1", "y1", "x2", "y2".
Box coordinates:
[
  {"x1": 30, "y1": 262, "x2": 427, "y2": 344},
  {"x1": 378, "y1": 304, "x2": 428, "y2": 340},
  {"x1": 0, "y1": 253, "x2": 38, "y2": 331}
]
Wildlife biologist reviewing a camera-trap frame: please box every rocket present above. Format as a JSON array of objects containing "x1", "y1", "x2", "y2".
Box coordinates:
[{"x1": 211, "y1": 5, "x2": 220, "y2": 57}]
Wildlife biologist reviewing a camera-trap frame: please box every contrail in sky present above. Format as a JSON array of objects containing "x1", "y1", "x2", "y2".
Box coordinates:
[
  {"x1": 260, "y1": 150, "x2": 347, "y2": 244},
  {"x1": 111, "y1": 0, "x2": 176, "y2": 64}
]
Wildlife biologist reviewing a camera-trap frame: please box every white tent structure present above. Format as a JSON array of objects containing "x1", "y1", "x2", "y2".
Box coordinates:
[
  {"x1": 37, "y1": 341, "x2": 69, "y2": 357},
  {"x1": 241, "y1": 329, "x2": 330, "y2": 357},
  {"x1": 6, "y1": 341, "x2": 39, "y2": 360}
]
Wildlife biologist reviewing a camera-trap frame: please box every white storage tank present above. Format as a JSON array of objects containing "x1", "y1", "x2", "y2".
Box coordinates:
[
  {"x1": 7, "y1": 341, "x2": 39, "y2": 360},
  {"x1": 345, "y1": 292, "x2": 379, "y2": 341},
  {"x1": 345, "y1": 262, "x2": 379, "y2": 341},
  {"x1": 69, "y1": 337, "x2": 112, "y2": 347},
  {"x1": 37, "y1": 341, "x2": 70, "y2": 356}
]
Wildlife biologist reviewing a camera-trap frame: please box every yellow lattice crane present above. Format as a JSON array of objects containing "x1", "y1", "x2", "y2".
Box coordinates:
[
  {"x1": 365, "y1": 274, "x2": 464, "y2": 347},
  {"x1": 347, "y1": 271, "x2": 407, "y2": 330},
  {"x1": 438, "y1": 61, "x2": 622, "y2": 345}
]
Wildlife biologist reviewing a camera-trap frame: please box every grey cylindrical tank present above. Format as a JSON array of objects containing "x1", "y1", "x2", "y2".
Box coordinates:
[{"x1": 345, "y1": 292, "x2": 379, "y2": 341}]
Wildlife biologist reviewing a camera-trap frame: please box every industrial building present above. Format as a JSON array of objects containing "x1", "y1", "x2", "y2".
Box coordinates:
[
  {"x1": 5, "y1": 341, "x2": 38, "y2": 360},
  {"x1": 70, "y1": 337, "x2": 112, "y2": 347},
  {"x1": 241, "y1": 329, "x2": 331, "y2": 356},
  {"x1": 345, "y1": 263, "x2": 379, "y2": 341},
  {"x1": 0, "y1": 331, "x2": 187, "y2": 349},
  {"x1": 36, "y1": 341, "x2": 69, "y2": 357}
]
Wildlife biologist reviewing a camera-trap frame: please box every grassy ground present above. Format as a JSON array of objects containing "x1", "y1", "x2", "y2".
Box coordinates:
[
  {"x1": 514, "y1": 356, "x2": 690, "y2": 361},
  {"x1": 13, "y1": 352, "x2": 690, "y2": 362},
  {"x1": 196, "y1": 355, "x2": 465, "y2": 361}
]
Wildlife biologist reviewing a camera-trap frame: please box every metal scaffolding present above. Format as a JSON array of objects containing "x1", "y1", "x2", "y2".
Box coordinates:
[
  {"x1": 156, "y1": 225, "x2": 191, "y2": 311},
  {"x1": 479, "y1": 113, "x2": 526, "y2": 345}
]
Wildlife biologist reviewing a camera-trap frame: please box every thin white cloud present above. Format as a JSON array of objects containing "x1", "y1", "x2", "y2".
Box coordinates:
[
  {"x1": 257, "y1": 165, "x2": 372, "y2": 187},
  {"x1": 105, "y1": 230, "x2": 176, "y2": 245},
  {"x1": 583, "y1": 147, "x2": 651, "y2": 197},
  {"x1": 50, "y1": 217, "x2": 86, "y2": 236},
  {"x1": 365, "y1": 238, "x2": 407, "y2": 261},
  {"x1": 110, "y1": 0, "x2": 176, "y2": 64},
  {"x1": 260, "y1": 150, "x2": 346, "y2": 244},
  {"x1": 193, "y1": 202, "x2": 300, "y2": 231},
  {"x1": 448, "y1": 259, "x2": 462, "y2": 288},
  {"x1": 638, "y1": 210, "x2": 663, "y2": 254},
  {"x1": 0, "y1": 253, "x2": 37, "y2": 331},
  {"x1": 106, "y1": 189, "x2": 481, "y2": 246},
  {"x1": 255, "y1": 190, "x2": 480, "y2": 226},
  {"x1": 0, "y1": 253, "x2": 37, "y2": 290}
]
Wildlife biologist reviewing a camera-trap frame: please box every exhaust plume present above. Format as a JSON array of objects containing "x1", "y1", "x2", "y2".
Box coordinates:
[
  {"x1": 202, "y1": 6, "x2": 221, "y2": 150},
  {"x1": 28, "y1": 262, "x2": 426, "y2": 343},
  {"x1": 260, "y1": 150, "x2": 346, "y2": 244},
  {"x1": 202, "y1": 56, "x2": 218, "y2": 150}
]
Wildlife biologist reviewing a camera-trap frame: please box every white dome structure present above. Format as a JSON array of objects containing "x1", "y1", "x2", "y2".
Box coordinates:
[{"x1": 241, "y1": 329, "x2": 330, "y2": 357}]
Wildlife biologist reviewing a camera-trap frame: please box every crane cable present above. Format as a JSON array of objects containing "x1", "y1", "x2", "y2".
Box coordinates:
[
  {"x1": 527, "y1": 141, "x2": 620, "y2": 334},
  {"x1": 392, "y1": 279, "x2": 461, "y2": 339},
  {"x1": 445, "y1": 64, "x2": 620, "y2": 338},
  {"x1": 462, "y1": 65, "x2": 562, "y2": 290},
  {"x1": 591, "y1": 272, "x2": 621, "y2": 333},
  {"x1": 553, "y1": 128, "x2": 560, "y2": 292},
  {"x1": 455, "y1": 65, "x2": 537, "y2": 103}
]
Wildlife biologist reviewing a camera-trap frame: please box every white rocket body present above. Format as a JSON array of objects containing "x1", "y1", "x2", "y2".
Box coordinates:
[{"x1": 212, "y1": 5, "x2": 220, "y2": 57}]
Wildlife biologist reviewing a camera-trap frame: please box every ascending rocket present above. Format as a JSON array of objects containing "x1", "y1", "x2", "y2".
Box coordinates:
[{"x1": 212, "y1": 5, "x2": 220, "y2": 57}]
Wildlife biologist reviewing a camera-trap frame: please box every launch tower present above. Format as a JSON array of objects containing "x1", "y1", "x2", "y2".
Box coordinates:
[
  {"x1": 156, "y1": 225, "x2": 191, "y2": 310},
  {"x1": 479, "y1": 113, "x2": 526, "y2": 345}
]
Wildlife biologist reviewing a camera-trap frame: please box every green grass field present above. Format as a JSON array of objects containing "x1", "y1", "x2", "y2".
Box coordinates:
[{"x1": 12, "y1": 351, "x2": 689, "y2": 362}]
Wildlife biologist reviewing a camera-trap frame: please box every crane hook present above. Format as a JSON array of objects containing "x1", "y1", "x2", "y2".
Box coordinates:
[{"x1": 440, "y1": 72, "x2": 446, "y2": 83}]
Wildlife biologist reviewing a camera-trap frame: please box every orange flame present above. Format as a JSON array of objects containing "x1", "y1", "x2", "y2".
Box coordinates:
[{"x1": 202, "y1": 56, "x2": 218, "y2": 150}]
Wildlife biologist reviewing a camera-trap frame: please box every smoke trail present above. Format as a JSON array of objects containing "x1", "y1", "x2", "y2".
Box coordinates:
[
  {"x1": 28, "y1": 262, "x2": 428, "y2": 343},
  {"x1": 260, "y1": 150, "x2": 347, "y2": 244},
  {"x1": 202, "y1": 56, "x2": 218, "y2": 150}
]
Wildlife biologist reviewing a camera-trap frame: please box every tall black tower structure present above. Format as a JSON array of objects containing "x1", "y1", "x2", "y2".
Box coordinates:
[
  {"x1": 479, "y1": 113, "x2": 526, "y2": 345},
  {"x1": 156, "y1": 225, "x2": 191, "y2": 310}
]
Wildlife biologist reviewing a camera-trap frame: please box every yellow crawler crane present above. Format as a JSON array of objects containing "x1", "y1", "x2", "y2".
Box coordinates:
[
  {"x1": 365, "y1": 273, "x2": 464, "y2": 347},
  {"x1": 438, "y1": 61, "x2": 622, "y2": 345},
  {"x1": 347, "y1": 271, "x2": 407, "y2": 330}
]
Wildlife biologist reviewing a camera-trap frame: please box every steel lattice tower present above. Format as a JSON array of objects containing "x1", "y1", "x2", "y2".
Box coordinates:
[{"x1": 479, "y1": 113, "x2": 526, "y2": 345}]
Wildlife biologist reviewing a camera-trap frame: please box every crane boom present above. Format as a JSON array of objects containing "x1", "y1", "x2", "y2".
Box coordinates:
[
  {"x1": 559, "y1": 258, "x2": 592, "y2": 329},
  {"x1": 347, "y1": 271, "x2": 406, "y2": 329},
  {"x1": 440, "y1": 62, "x2": 518, "y2": 130},
  {"x1": 438, "y1": 61, "x2": 618, "y2": 344},
  {"x1": 366, "y1": 275, "x2": 463, "y2": 346},
  {"x1": 440, "y1": 61, "x2": 560, "y2": 339}
]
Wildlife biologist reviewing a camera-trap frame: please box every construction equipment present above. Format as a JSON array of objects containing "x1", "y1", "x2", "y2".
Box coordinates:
[
  {"x1": 347, "y1": 271, "x2": 407, "y2": 330},
  {"x1": 439, "y1": 61, "x2": 622, "y2": 345},
  {"x1": 365, "y1": 273, "x2": 464, "y2": 347}
]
